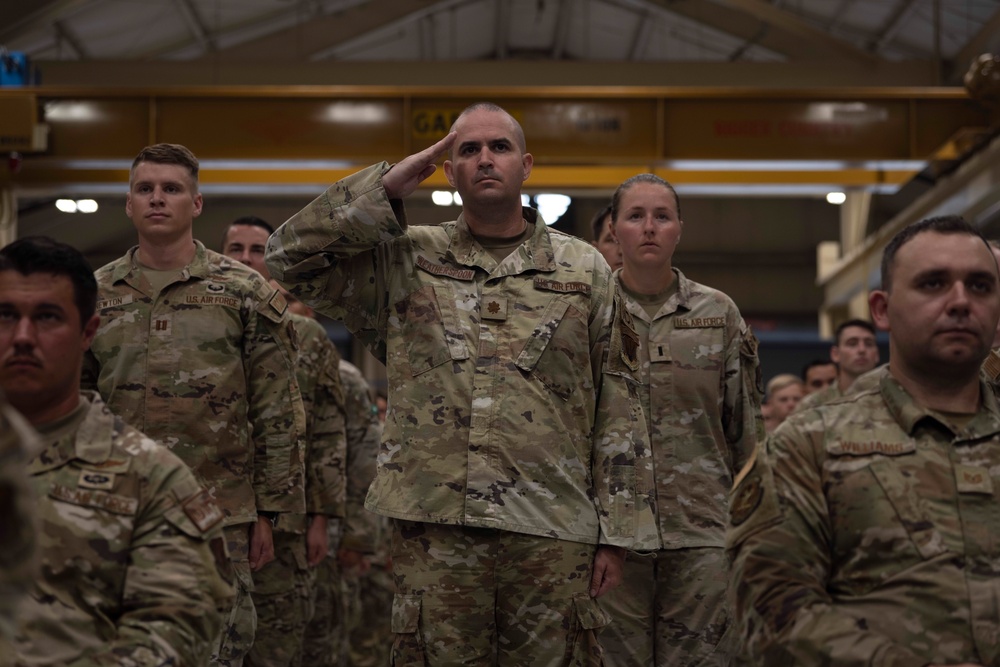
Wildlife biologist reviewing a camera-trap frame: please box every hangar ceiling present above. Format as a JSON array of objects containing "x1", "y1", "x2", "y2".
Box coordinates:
[{"x1": 4, "y1": 0, "x2": 999, "y2": 80}]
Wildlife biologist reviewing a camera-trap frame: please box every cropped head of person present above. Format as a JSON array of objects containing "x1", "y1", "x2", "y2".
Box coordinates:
[
  {"x1": 222, "y1": 216, "x2": 275, "y2": 279},
  {"x1": 609, "y1": 173, "x2": 683, "y2": 292},
  {"x1": 870, "y1": 215, "x2": 1000, "y2": 386},
  {"x1": 126, "y1": 143, "x2": 203, "y2": 245},
  {"x1": 0, "y1": 236, "x2": 99, "y2": 424},
  {"x1": 831, "y1": 319, "x2": 879, "y2": 386},
  {"x1": 443, "y1": 102, "x2": 533, "y2": 233}
]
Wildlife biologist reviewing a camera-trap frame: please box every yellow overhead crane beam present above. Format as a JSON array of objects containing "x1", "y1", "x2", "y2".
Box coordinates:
[{"x1": 0, "y1": 85, "x2": 992, "y2": 194}]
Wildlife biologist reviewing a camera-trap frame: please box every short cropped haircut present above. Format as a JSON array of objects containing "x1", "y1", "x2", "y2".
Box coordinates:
[
  {"x1": 766, "y1": 373, "x2": 803, "y2": 399},
  {"x1": 610, "y1": 173, "x2": 681, "y2": 223},
  {"x1": 450, "y1": 102, "x2": 527, "y2": 154},
  {"x1": 834, "y1": 318, "x2": 876, "y2": 345},
  {"x1": 0, "y1": 236, "x2": 97, "y2": 326},
  {"x1": 590, "y1": 205, "x2": 612, "y2": 241},
  {"x1": 801, "y1": 359, "x2": 836, "y2": 380},
  {"x1": 880, "y1": 215, "x2": 989, "y2": 291},
  {"x1": 223, "y1": 216, "x2": 275, "y2": 248},
  {"x1": 130, "y1": 143, "x2": 199, "y2": 187}
]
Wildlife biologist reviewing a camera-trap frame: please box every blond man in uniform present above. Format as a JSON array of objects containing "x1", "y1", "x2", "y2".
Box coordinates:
[{"x1": 83, "y1": 144, "x2": 306, "y2": 667}]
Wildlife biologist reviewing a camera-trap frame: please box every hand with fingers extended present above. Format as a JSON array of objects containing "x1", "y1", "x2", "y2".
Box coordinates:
[{"x1": 382, "y1": 132, "x2": 457, "y2": 199}]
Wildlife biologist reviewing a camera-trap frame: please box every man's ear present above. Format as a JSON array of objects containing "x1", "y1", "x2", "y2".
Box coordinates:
[
  {"x1": 444, "y1": 160, "x2": 455, "y2": 188},
  {"x1": 869, "y1": 290, "x2": 891, "y2": 332},
  {"x1": 81, "y1": 314, "x2": 101, "y2": 351},
  {"x1": 521, "y1": 152, "x2": 533, "y2": 181}
]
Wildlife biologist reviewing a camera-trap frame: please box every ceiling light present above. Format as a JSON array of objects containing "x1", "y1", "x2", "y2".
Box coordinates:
[
  {"x1": 76, "y1": 199, "x2": 98, "y2": 213},
  {"x1": 826, "y1": 192, "x2": 847, "y2": 205},
  {"x1": 55, "y1": 199, "x2": 77, "y2": 213},
  {"x1": 431, "y1": 190, "x2": 453, "y2": 206},
  {"x1": 453, "y1": 192, "x2": 462, "y2": 206},
  {"x1": 535, "y1": 194, "x2": 571, "y2": 225}
]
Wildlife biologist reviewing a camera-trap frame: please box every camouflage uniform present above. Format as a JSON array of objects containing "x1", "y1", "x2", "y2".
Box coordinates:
[
  {"x1": 338, "y1": 361, "x2": 392, "y2": 667},
  {"x1": 266, "y1": 163, "x2": 657, "y2": 664},
  {"x1": 603, "y1": 269, "x2": 762, "y2": 667},
  {"x1": 303, "y1": 359, "x2": 382, "y2": 667},
  {"x1": 250, "y1": 312, "x2": 346, "y2": 667},
  {"x1": 729, "y1": 365, "x2": 1000, "y2": 666},
  {"x1": 793, "y1": 382, "x2": 842, "y2": 413},
  {"x1": 14, "y1": 393, "x2": 233, "y2": 666},
  {"x1": 83, "y1": 241, "x2": 306, "y2": 667},
  {"x1": 0, "y1": 398, "x2": 38, "y2": 651}
]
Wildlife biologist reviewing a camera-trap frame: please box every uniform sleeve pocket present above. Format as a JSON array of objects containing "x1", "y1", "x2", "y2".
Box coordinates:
[
  {"x1": 567, "y1": 595, "x2": 609, "y2": 666},
  {"x1": 396, "y1": 285, "x2": 468, "y2": 377},
  {"x1": 390, "y1": 593, "x2": 426, "y2": 666}
]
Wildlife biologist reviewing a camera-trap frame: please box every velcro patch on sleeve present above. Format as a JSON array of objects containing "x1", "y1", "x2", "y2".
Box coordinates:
[{"x1": 182, "y1": 489, "x2": 226, "y2": 533}]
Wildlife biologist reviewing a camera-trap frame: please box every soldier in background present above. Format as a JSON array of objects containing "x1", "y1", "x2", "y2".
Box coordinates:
[
  {"x1": 730, "y1": 215, "x2": 1000, "y2": 666},
  {"x1": 83, "y1": 144, "x2": 306, "y2": 667},
  {"x1": 1, "y1": 236, "x2": 232, "y2": 665},
  {"x1": 801, "y1": 359, "x2": 837, "y2": 395},
  {"x1": 794, "y1": 319, "x2": 880, "y2": 412},
  {"x1": 599, "y1": 174, "x2": 763, "y2": 667},
  {"x1": 590, "y1": 204, "x2": 623, "y2": 271},
  {"x1": 266, "y1": 102, "x2": 658, "y2": 665},
  {"x1": 0, "y1": 393, "x2": 37, "y2": 656},
  {"x1": 763, "y1": 374, "x2": 803, "y2": 432},
  {"x1": 338, "y1": 366, "x2": 392, "y2": 667},
  {"x1": 222, "y1": 216, "x2": 348, "y2": 667}
]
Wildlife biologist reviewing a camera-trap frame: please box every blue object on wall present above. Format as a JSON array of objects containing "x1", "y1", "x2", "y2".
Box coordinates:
[{"x1": 0, "y1": 51, "x2": 38, "y2": 86}]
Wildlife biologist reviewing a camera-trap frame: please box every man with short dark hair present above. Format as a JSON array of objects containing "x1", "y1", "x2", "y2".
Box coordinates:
[
  {"x1": 1, "y1": 236, "x2": 231, "y2": 665},
  {"x1": 83, "y1": 143, "x2": 306, "y2": 667},
  {"x1": 730, "y1": 215, "x2": 1000, "y2": 666},
  {"x1": 795, "y1": 319, "x2": 880, "y2": 412},
  {"x1": 801, "y1": 359, "x2": 837, "y2": 394},
  {"x1": 266, "y1": 101, "x2": 657, "y2": 665}
]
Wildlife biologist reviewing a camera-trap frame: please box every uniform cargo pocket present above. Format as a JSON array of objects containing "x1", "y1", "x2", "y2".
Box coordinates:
[
  {"x1": 566, "y1": 594, "x2": 609, "y2": 666},
  {"x1": 391, "y1": 593, "x2": 426, "y2": 666}
]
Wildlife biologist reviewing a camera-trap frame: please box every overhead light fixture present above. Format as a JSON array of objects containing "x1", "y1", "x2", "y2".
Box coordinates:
[
  {"x1": 535, "y1": 194, "x2": 571, "y2": 225},
  {"x1": 431, "y1": 190, "x2": 453, "y2": 206},
  {"x1": 826, "y1": 192, "x2": 847, "y2": 205},
  {"x1": 55, "y1": 198, "x2": 99, "y2": 213}
]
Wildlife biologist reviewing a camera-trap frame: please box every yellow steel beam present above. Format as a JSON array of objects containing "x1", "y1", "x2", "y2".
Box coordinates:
[{"x1": 0, "y1": 85, "x2": 991, "y2": 192}]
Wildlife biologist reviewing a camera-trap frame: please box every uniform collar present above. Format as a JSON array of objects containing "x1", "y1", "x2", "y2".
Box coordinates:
[
  {"x1": 619, "y1": 267, "x2": 696, "y2": 322},
  {"x1": 28, "y1": 392, "x2": 115, "y2": 473},
  {"x1": 112, "y1": 240, "x2": 214, "y2": 288},
  {"x1": 879, "y1": 366, "x2": 1000, "y2": 440},
  {"x1": 446, "y1": 207, "x2": 556, "y2": 275}
]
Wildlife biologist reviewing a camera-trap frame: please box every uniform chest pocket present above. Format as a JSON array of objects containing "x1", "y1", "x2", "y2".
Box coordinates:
[
  {"x1": 514, "y1": 298, "x2": 588, "y2": 402},
  {"x1": 395, "y1": 285, "x2": 469, "y2": 376},
  {"x1": 868, "y1": 458, "x2": 947, "y2": 560}
]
